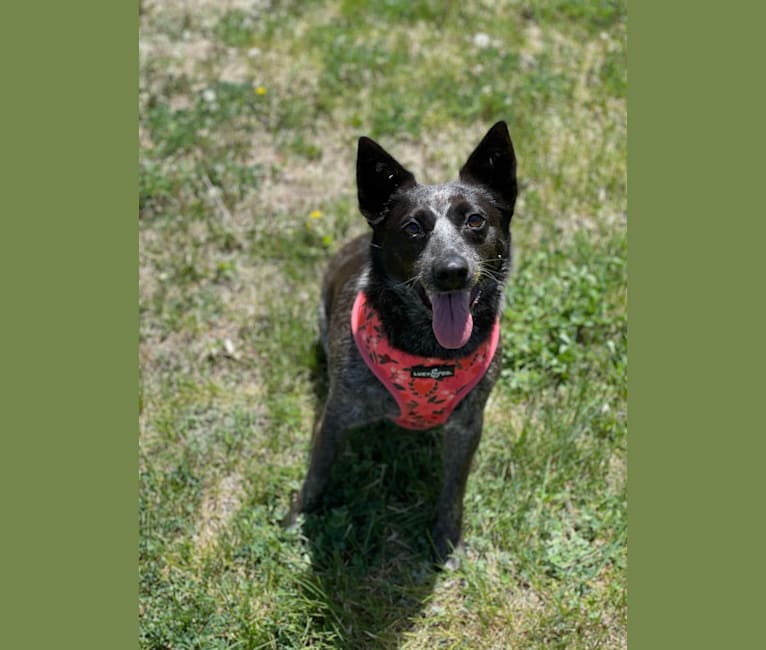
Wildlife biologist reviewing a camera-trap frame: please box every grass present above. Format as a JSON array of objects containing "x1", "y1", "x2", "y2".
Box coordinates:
[{"x1": 140, "y1": 0, "x2": 627, "y2": 647}]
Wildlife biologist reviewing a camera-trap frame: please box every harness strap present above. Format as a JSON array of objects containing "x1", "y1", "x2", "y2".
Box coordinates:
[{"x1": 351, "y1": 291, "x2": 499, "y2": 430}]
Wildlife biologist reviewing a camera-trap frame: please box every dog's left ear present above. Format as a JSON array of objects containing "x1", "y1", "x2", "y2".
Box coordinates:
[{"x1": 460, "y1": 121, "x2": 517, "y2": 223}]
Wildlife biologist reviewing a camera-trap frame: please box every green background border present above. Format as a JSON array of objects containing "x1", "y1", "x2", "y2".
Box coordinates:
[
  {"x1": 630, "y1": 2, "x2": 765, "y2": 647},
  {"x1": 1, "y1": 2, "x2": 136, "y2": 647},
  {"x1": 2, "y1": 1, "x2": 764, "y2": 647}
]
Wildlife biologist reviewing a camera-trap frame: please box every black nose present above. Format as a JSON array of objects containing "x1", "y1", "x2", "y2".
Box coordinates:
[{"x1": 433, "y1": 256, "x2": 470, "y2": 291}]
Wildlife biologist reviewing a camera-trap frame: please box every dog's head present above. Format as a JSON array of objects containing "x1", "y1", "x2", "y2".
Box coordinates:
[{"x1": 356, "y1": 122, "x2": 517, "y2": 350}]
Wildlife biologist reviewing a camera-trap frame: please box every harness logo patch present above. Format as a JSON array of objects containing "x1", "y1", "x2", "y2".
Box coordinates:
[{"x1": 410, "y1": 365, "x2": 456, "y2": 380}]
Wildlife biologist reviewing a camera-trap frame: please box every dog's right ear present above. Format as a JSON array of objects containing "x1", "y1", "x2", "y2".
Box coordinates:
[{"x1": 356, "y1": 137, "x2": 416, "y2": 225}]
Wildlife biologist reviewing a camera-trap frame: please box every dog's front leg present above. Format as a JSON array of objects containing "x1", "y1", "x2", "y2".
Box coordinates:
[
  {"x1": 298, "y1": 404, "x2": 347, "y2": 512},
  {"x1": 285, "y1": 397, "x2": 365, "y2": 525},
  {"x1": 432, "y1": 404, "x2": 484, "y2": 566}
]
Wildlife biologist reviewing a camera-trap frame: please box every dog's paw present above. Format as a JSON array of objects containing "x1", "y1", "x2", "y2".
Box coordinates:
[
  {"x1": 432, "y1": 527, "x2": 464, "y2": 570},
  {"x1": 442, "y1": 553, "x2": 462, "y2": 572},
  {"x1": 433, "y1": 542, "x2": 465, "y2": 571},
  {"x1": 281, "y1": 491, "x2": 304, "y2": 530}
]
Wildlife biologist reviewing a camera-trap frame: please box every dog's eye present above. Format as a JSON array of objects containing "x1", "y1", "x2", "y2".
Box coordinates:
[
  {"x1": 466, "y1": 214, "x2": 486, "y2": 230},
  {"x1": 402, "y1": 220, "x2": 424, "y2": 237}
]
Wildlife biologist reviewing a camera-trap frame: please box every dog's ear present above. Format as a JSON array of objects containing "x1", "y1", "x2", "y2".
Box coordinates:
[
  {"x1": 459, "y1": 121, "x2": 517, "y2": 222},
  {"x1": 357, "y1": 136, "x2": 416, "y2": 225}
]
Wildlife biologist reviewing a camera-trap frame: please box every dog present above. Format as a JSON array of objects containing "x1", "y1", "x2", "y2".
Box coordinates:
[{"x1": 288, "y1": 121, "x2": 518, "y2": 565}]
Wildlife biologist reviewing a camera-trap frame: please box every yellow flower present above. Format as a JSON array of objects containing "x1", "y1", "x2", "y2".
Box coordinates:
[
  {"x1": 255, "y1": 86, "x2": 267, "y2": 95},
  {"x1": 309, "y1": 210, "x2": 322, "y2": 219}
]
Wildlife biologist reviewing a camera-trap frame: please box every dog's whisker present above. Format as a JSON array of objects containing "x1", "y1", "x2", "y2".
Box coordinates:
[
  {"x1": 389, "y1": 275, "x2": 420, "y2": 290},
  {"x1": 477, "y1": 261, "x2": 508, "y2": 283},
  {"x1": 477, "y1": 266, "x2": 505, "y2": 283}
]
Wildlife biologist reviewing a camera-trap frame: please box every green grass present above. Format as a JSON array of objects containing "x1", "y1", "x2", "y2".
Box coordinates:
[{"x1": 140, "y1": 1, "x2": 626, "y2": 647}]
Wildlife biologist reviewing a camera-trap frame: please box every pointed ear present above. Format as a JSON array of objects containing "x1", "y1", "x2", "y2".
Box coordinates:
[
  {"x1": 356, "y1": 136, "x2": 416, "y2": 224},
  {"x1": 459, "y1": 121, "x2": 517, "y2": 219}
]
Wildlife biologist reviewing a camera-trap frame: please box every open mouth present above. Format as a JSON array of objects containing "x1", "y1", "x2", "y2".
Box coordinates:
[{"x1": 420, "y1": 285, "x2": 481, "y2": 349}]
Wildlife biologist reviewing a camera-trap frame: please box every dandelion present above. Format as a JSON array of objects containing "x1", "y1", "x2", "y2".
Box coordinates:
[
  {"x1": 255, "y1": 85, "x2": 267, "y2": 96},
  {"x1": 309, "y1": 210, "x2": 322, "y2": 219},
  {"x1": 472, "y1": 32, "x2": 491, "y2": 49}
]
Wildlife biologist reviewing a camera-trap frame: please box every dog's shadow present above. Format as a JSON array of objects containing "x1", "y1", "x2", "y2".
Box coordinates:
[{"x1": 298, "y1": 343, "x2": 441, "y2": 647}]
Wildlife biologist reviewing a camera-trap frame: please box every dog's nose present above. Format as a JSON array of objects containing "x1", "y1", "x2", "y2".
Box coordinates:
[{"x1": 433, "y1": 256, "x2": 470, "y2": 291}]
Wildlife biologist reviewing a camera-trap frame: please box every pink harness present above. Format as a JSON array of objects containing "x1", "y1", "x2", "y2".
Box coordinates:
[{"x1": 351, "y1": 291, "x2": 500, "y2": 430}]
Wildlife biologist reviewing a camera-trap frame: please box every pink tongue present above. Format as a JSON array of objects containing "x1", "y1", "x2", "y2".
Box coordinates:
[{"x1": 430, "y1": 290, "x2": 473, "y2": 349}]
